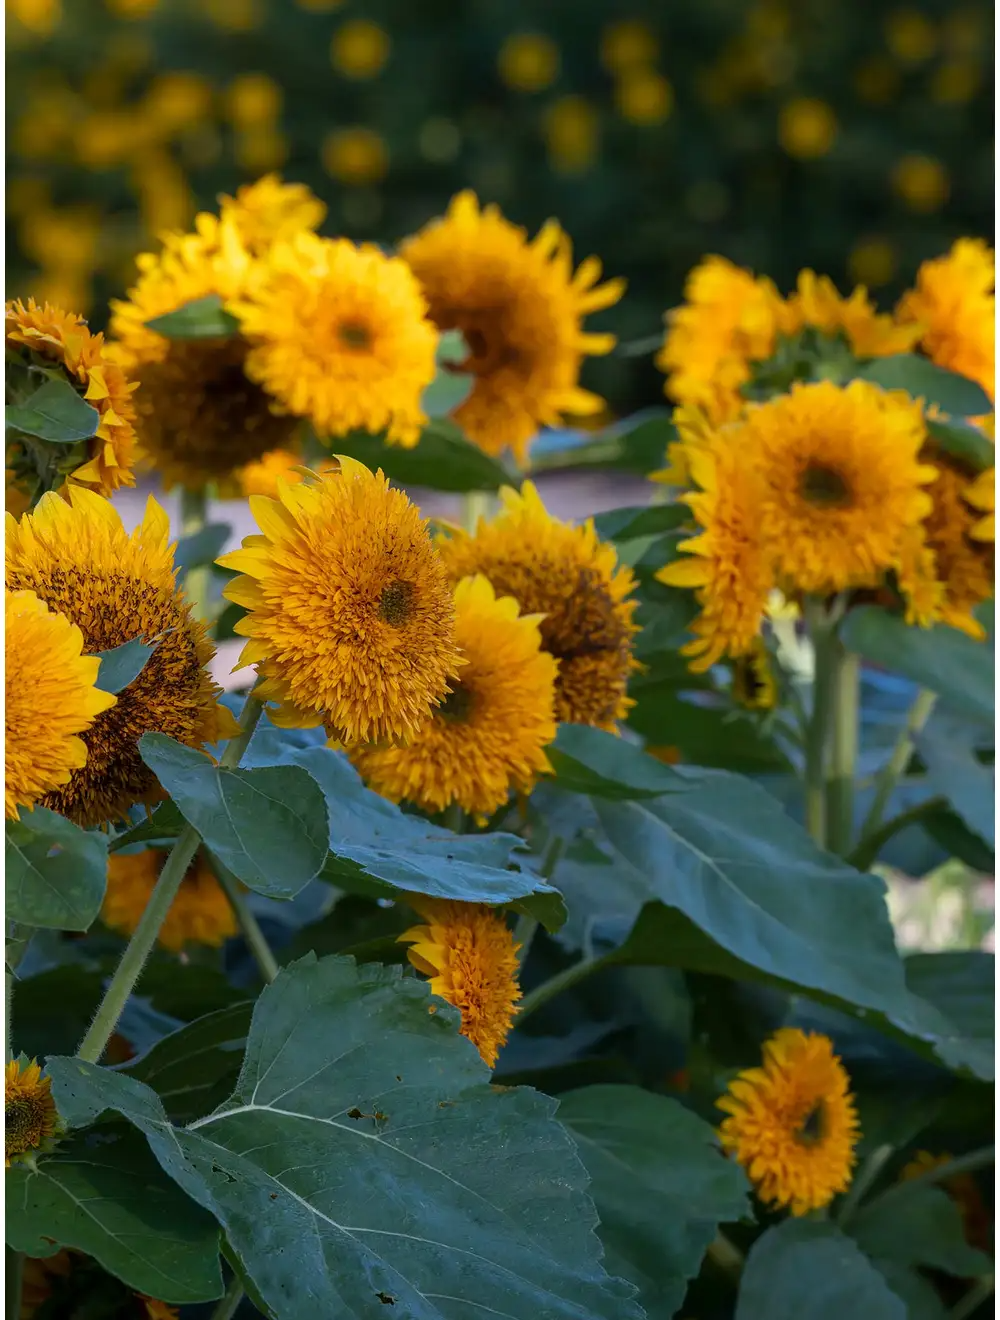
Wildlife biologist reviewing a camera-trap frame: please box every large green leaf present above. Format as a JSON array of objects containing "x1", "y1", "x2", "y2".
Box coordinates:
[
  {"x1": 174, "y1": 522, "x2": 232, "y2": 577},
  {"x1": 559, "y1": 1085, "x2": 749, "y2": 1318},
  {"x1": 849, "y1": 1182, "x2": 992, "y2": 1278},
  {"x1": 903, "y1": 952, "x2": 994, "y2": 1079},
  {"x1": 328, "y1": 418, "x2": 513, "y2": 492},
  {"x1": 547, "y1": 725, "x2": 685, "y2": 799},
  {"x1": 529, "y1": 412, "x2": 674, "y2": 477},
  {"x1": 93, "y1": 637, "x2": 157, "y2": 695},
  {"x1": 123, "y1": 1003, "x2": 253, "y2": 1123},
  {"x1": 47, "y1": 956, "x2": 642, "y2": 1320},
  {"x1": 925, "y1": 416, "x2": 995, "y2": 472},
  {"x1": 840, "y1": 607, "x2": 993, "y2": 723},
  {"x1": 5, "y1": 377, "x2": 100, "y2": 443},
  {"x1": 5, "y1": 1125, "x2": 222, "y2": 1304},
  {"x1": 914, "y1": 714, "x2": 994, "y2": 848},
  {"x1": 592, "y1": 503, "x2": 688, "y2": 543},
  {"x1": 421, "y1": 330, "x2": 474, "y2": 416},
  {"x1": 109, "y1": 800, "x2": 187, "y2": 851},
  {"x1": 736, "y1": 1220, "x2": 906, "y2": 1319},
  {"x1": 855, "y1": 354, "x2": 993, "y2": 417},
  {"x1": 138, "y1": 733, "x2": 329, "y2": 899},
  {"x1": 627, "y1": 687, "x2": 792, "y2": 773},
  {"x1": 6, "y1": 807, "x2": 108, "y2": 930},
  {"x1": 144, "y1": 294, "x2": 240, "y2": 339}
]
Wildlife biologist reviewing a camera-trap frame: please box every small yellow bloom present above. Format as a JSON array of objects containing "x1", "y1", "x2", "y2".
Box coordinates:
[
  {"x1": 103, "y1": 849, "x2": 237, "y2": 953},
  {"x1": 330, "y1": 19, "x2": 390, "y2": 79},
  {"x1": 599, "y1": 20, "x2": 659, "y2": 73},
  {"x1": 718, "y1": 1028, "x2": 860, "y2": 1215},
  {"x1": 885, "y1": 8, "x2": 937, "y2": 63},
  {"x1": 321, "y1": 127, "x2": 389, "y2": 185},
  {"x1": 399, "y1": 898, "x2": 521, "y2": 1068},
  {"x1": 224, "y1": 73, "x2": 282, "y2": 127},
  {"x1": 891, "y1": 154, "x2": 950, "y2": 212},
  {"x1": 964, "y1": 468, "x2": 995, "y2": 543},
  {"x1": 778, "y1": 98, "x2": 838, "y2": 159},
  {"x1": 615, "y1": 71, "x2": 674, "y2": 126},
  {"x1": 218, "y1": 173, "x2": 326, "y2": 255},
  {"x1": 5, "y1": 1059, "x2": 61, "y2": 1168},
  {"x1": 543, "y1": 95, "x2": 600, "y2": 174},
  {"x1": 497, "y1": 33, "x2": 560, "y2": 93}
]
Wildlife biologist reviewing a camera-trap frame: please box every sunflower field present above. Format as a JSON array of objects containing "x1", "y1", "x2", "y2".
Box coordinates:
[{"x1": 3, "y1": 17, "x2": 997, "y2": 1313}]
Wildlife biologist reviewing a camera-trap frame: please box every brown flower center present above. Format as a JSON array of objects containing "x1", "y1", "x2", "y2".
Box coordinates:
[
  {"x1": 338, "y1": 321, "x2": 372, "y2": 351},
  {"x1": 438, "y1": 681, "x2": 476, "y2": 723},
  {"x1": 379, "y1": 579, "x2": 415, "y2": 627},
  {"x1": 795, "y1": 1101, "x2": 827, "y2": 1147},
  {"x1": 800, "y1": 462, "x2": 852, "y2": 508},
  {"x1": 5, "y1": 1093, "x2": 47, "y2": 1156}
]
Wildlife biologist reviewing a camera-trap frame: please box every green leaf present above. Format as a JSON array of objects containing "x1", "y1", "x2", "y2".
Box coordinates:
[
  {"x1": 592, "y1": 503, "x2": 688, "y2": 543},
  {"x1": 47, "y1": 956, "x2": 643, "y2": 1320},
  {"x1": 547, "y1": 725, "x2": 686, "y2": 799},
  {"x1": 327, "y1": 418, "x2": 513, "y2": 492},
  {"x1": 530, "y1": 412, "x2": 674, "y2": 476},
  {"x1": 281, "y1": 745, "x2": 566, "y2": 930},
  {"x1": 422, "y1": 330, "x2": 474, "y2": 416},
  {"x1": 903, "y1": 952, "x2": 994, "y2": 1080},
  {"x1": 855, "y1": 354, "x2": 993, "y2": 417},
  {"x1": 871, "y1": 1263, "x2": 948, "y2": 1320},
  {"x1": 559, "y1": 1084, "x2": 750, "y2": 1317},
  {"x1": 6, "y1": 807, "x2": 108, "y2": 931},
  {"x1": 5, "y1": 377, "x2": 100, "y2": 443},
  {"x1": 914, "y1": 714, "x2": 994, "y2": 848},
  {"x1": 850, "y1": 1182, "x2": 992, "y2": 1279},
  {"x1": 925, "y1": 417, "x2": 995, "y2": 472},
  {"x1": 921, "y1": 803, "x2": 994, "y2": 873},
  {"x1": 144, "y1": 294, "x2": 240, "y2": 340},
  {"x1": 109, "y1": 800, "x2": 187, "y2": 851},
  {"x1": 174, "y1": 522, "x2": 232, "y2": 577},
  {"x1": 627, "y1": 687, "x2": 792, "y2": 773},
  {"x1": 137, "y1": 733, "x2": 329, "y2": 899},
  {"x1": 92, "y1": 637, "x2": 157, "y2": 695},
  {"x1": 12, "y1": 966, "x2": 106, "y2": 1059},
  {"x1": 5, "y1": 1125, "x2": 223, "y2": 1304},
  {"x1": 841, "y1": 606, "x2": 993, "y2": 723},
  {"x1": 123, "y1": 1004, "x2": 253, "y2": 1123},
  {"x1": 736, "y1": 1220, "x2": 906, "y2": 1320}
]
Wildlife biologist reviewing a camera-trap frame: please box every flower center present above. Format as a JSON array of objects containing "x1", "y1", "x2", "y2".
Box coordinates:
[
  {"x1": 338, "y1": 321, "x2": 373, "y2": 351},
  {"x1": 378, "y1": 579, "x2": 415, "y2": 627},
  {"x1": 5, "y1": 1094, "x2": 46, "y2": 1154},
  {"x1": 438, "y1": 681, "x2": 476, "y2": 723},
  {"x1": 794, "y1": 1100, "x2": 827, "y2": 1147},
  {"x1": 800, "y1": 462, "x2": 852, "y2": 508},
  {"x1": 453, "y1": 315, "x2": 521, "y2": 378}
]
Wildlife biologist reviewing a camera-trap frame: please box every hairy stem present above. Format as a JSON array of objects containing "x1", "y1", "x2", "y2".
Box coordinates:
[
  {"x1": 826, "y1": 646, "x2": 860, "y2": 857},
  {"x1": 857, "y1": 688, "x2": 938, "y2": 849}
]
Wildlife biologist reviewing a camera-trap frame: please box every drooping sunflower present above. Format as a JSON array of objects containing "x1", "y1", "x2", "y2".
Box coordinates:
[
  {"x1": 918, "y1": 452, "x2": 995, "y2": 638},
  {"x1": 400, "y1": 190, "x2": 624, "y2": 464},
  {"x1": 6, "y1": 298, "x2": 140, "y2": 499},
  {"x1": 717, "y1": 1027, "x2": 860, "y2": 1216},
  {"x1": 399, "y1": 897, "x2": 521, "y2": 1068},
  {"x1": 103, "y1": 849, "x2": 237, "y2": 952},
  {"x1": 230, "y1": 231, "x2": 438, "y2": 449},
  {"x1": 352, "y1": 575, "x2": 558, "y2": 821},
  {"x1": 217, "y1": 172, "x2": 326, "y2": 255},
  {"x1": 435, "y1": 481, "x2": 639, "y2": 729},
  {"x1": 896, "y1": 239, "x2": 995, "y2": 402},
  {"x1": 6, "y1": 487, "x2": 237, "y2": 826},
  {"x1": 656, "y1": 426, "x2": 775, "y2": 672},
  {"x1": 5, "y1": 588, "x2": 117, "y2": 819},
  {"x1": 5, "y1": 1058, "x2": 61, "y2": 1168},
  {"x1": 109, "y1": 212, "x2": 297, "y2": 493},
  {"x1": 219, "y1": 457, "x2": 462, "y2": 744}
]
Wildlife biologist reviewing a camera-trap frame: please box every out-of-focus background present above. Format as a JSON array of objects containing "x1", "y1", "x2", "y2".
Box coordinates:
[{"x1": 6, "y1": 0, "x2": 995, "y2": 415}]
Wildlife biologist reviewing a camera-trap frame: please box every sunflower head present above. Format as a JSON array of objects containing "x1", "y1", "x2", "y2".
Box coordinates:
[
  {"x1": 399, "y1": 897, "x2": 521, "y2": 1068},
  {"x1": 5, "y1": 1058, "x2": 61, "y2": 1168},
  {"x1": 219, "y1": 457, "x2": 462, "y2": 744},
  {"x1": 400, "y1": 190, "x2": 624, "y2": 464},
  {"x1": 231, "y1": 231, "x2": 438, "y2": 449},
  {"x1": 964, "y1": 467, "x2": 996, "y2": 543},
  {"x1": 218, "y1": 173, "x2": 326, "y2": 254},
  {"x1": 436, "y1": 481, "x2": 639, "y2": 728},
  {"x1": 717, "y1": 1027, "x2": 860, "y2": 1216},
  {"x1": 780, "y1": 269, "x2": 923, "y2": 360},
  {"x1": 5, "y1": 587, "x2": 117, "y2": 819},
  {"x1": 103, "y1": 848, "x2": 237, "y2": 952},
  {"x1": 6, "y1": 298, "x2": 140, "y2": 500},
  {"x1": 917, "y1": 451, "x2": 994, "y2": 638},
  {"x1": 6, "y1": 487, "x2": 237, "y2": 826},
  {"x1": 351, "y1": 574, "x2": 558, "y2": 822}
]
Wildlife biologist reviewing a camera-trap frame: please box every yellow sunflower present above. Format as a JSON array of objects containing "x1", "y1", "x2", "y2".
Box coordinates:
[
  {"x1": 656, "y1": 255, "x2": 784, "y2": 424},
  {"x1": 103, "y1": 849, "x2": 237, "y2": 952},
  {"x1": 109, "y1": 212, "x2": 297, "y2": 493},
  {"x1": 351, "y1": 575, "x2": 558, "y2": 821},
  {"x1": 230, "y1": 230, "x2": 438, "y2": 449},
  {"x1": 400, "y1": 190, "x2": 624, "y2": 464},
  {"x1": 896, "y1": 239, "x2": 995, "y2": 402},
  {"x1": 717, "y1": 1027, "x2": 860, "y2": 1216},
  {"x1": 964, "y1": 467, "x2": 996, "y2": 542},
  {"x1": 781, "y1": 269, "x2": 923, "y2": 359},
  {"x1": 919, "y1": 453, "x2": 994, "y2": 637},
  {"x1": 5, "y1": 1059, "x2": 61, "y2": 1168},
  {"x1": 731, "y1": 637, "x2": 778, "y2": 711},
  {"x1": 657, "y1": 426, "x2": 775, "y2": 672},
  {"x1": 399, "y1": 897, "x2": 521, "y2": 1068},
  {"x1": 6, "y1": 487, "x2": 237, "y2": 826},
  {"x1": 219, "y1": 457, "x2": 462, "y2": 744},
  {"x1": 744, "y1": 380, "x2": 936, "y2": 596},
  {"x1": 435, "y1": 481, "x2": 639, "y2": 729},
  {"x1": 6, "y1": 298, "x2": 140, "y2": 499},
  {"x1": 217, "y1": 172, "x2": 326, "y2": 255},
  {"x1": 5, "y1": 588, "x2": 117, "y2": 819}
]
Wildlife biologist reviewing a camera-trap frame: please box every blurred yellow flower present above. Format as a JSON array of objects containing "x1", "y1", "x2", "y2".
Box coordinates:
[
  {"x1": 896, "y1": 239, "x2": 995, "y2": 400},
  {"x1": 142, "y1": 72, "x2": 214, "y2": 135},
  {"x1": 615, "y1": 70, "x2": 674, "y2": 125},
  {"x1": 330, "y1": 19, "x2": 390, "y2": 79},
  {"x1": 885, "y1": 8, "x2": 937, "y2": 63},
  {"x1": 18, "y1": 208, "x2": 99, "y2": 272},
  {"x1": 778, "y1": 98, "x2": 838, "y2": 159},
  {"x1": 322, "y1": 127, "x2": 388, "y2": 184},
  {"x1": 497, "y1": 33, "x2": 560, "y2": 93},
  {"x1": 599, "y1": 20, "x2": 659, "y2": 72},
  {"x1": 204, "y1": 0, "x2": 262, "y2": 31},
  {"x1": 853, "y1": 56, "x2": 900, "y2": 105},
  {"x1": 75, "y1": 110, "x2": 153, "y2": 169},
  {"x1": 7, "y1": 0, "x2": 61, "y2": 36},
  {"x1": 105, "y1": 0, "x2": 160, "y2": 15},
  {"x1": 219, "y1": 174, "x2": 325, "y2": 254},
  {"x1": 848, "y1": 237, "x2": 898, "y2": 289},
  {"x1": 930, "y1": 59, "x2": 983, "y2": 104},
  {"x1": 225, "y1": 73, "x2": 282, "y2": 127},
  {"x1": 891, "y1": 154, "x2": 950, "y2": 212},
  {"x1": 131, "y1": 149, "x2": 195, "y2": 236},
  {"x1": 544, "y1": 95, "x2": 599, "y2": 174},
  {"x1": 235, "y1": 127, "x2": 289, "y2": 174}
]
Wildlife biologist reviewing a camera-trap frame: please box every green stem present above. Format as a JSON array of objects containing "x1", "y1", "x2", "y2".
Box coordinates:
[
  {"x1": 516, "y1": 953, "x2": 610, "y2": 1024},
  {"x1": 847, "y1": 795, "x2": 948, "y2": 872},
  {"x1": 857, "y1": 688, "x2": 938, "y2": 847},
  {"x1": 208, "y1": 1273, "x2": 245, "y2": 1320},
  {"x1": 461, "y1": 490, "x2": 493, "y2": 534},
  {"x1": 803, "y1": 600, "x2": 837, "y2": 849},
  {"x1": 826, "y1": 646, "x2": 860, "y2": 857},
  {"x1": 835, "y1": 1142, "x2": 894, "y2": 1227},
  {"x1": 442, "y1": 803, "x2": 465, "y2": 834},
  {"x1": 180, "y1": 487, "x2": 212, "y2": 623},
  {"x1": 7, "y1": 1245, "x2": 24, "y2": 1320},
  {"x1": 76, "y1": 691, "x2": 265, "y2": 1064},
  {"x1": 214, "y1": 862, "x2": 280, "y2": 985},
  {"x1": 515, "y1": 834, "x2": 566, "y2": 968},
  {"x1": 948, "y1": 1275, "x2": 994, "y2": 1320},
  {"x1": 706, "y1": 1232, "x2": 744, "y2": 1284}
]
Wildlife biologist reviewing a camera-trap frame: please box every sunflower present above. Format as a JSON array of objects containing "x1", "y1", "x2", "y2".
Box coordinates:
[
  {"x1": 400, "y1": 190, "x2": 624, "y2": 464},
  {"x1": 6, "y1": 487, "x2": 237, "y2": 826},
  {"x1": 731, "y1": 637, "x2": 778, "y2": 711},
  {"x1": 896, "y1": 239, "x2": 995, "y2": 402},
  {"x1": 919, "y1": 453, "x2": 994, "y2": 638},
  {"x1": 781, "y1": 269, "x2": 923, "y2": 359},
  {"x1": 656, "y1": 427, "x2": 775, "y2": 672},
  {"x1": 5, "y1": 588, "x2": 117, "y2": 819},
  {"x1": 5, "y1": 1058, "x2": 61, "y2": 1168},
  {"x1": 109, "y1": 212, "x2": 297, "y2": 493},
  {"x1": 352, "y1": 575, "x2": 558, "y2": 821},
  {"x1": 219, "y1": 458, "x2": 462, "y2": 743},
  {"x1": 656, "y1": 255, "x2": 784, "y2": 424},
  {"x1": 744, "y1": 380, "x2": 936, "y2": 596},
  {"x1": 140, "y1": 1300, "x2": 180, "y2": 1320},
  {"x1": 717, "y1": 1027, "x2": 860, "y2": 1216},
  {"x1": 230, "y1": 230, "x2": 438, "y2": 449},
  {"x1": 103, "y1": 849, "x2": 237, "y2": 952},
  {"x1": 218, "y1": 173, "x2": 326, "y2": 255},
  {"x1": 964, "y1": 467, "x2": 996, "y2": 543},
  {"x1": 399, "y1": 897, "x2": 521, "y2": 1068},
  {"x1": 6, "y1": 298, "x2": 140, "y2": 499},
  {"x1": 436, "y1": 482, "x2": 639, "y2": 728}
]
